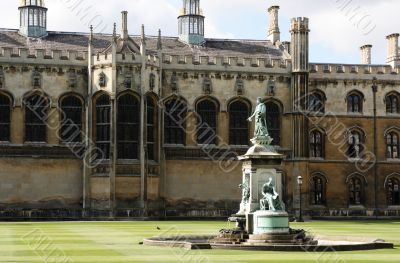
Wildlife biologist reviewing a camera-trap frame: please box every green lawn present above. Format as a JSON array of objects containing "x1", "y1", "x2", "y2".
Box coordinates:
[{"x1": 0, "y1": 220, "x2": 399, "y2": 262}]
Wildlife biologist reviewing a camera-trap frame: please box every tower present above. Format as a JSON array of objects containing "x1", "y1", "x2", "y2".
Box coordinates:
[
  {"x1": 290, "y1": 17, "x2": 310, "y2": 158},
  {"x1": 19, "y1": 0, "x2": 48, "y2": 38},
  {"x1": 386, "y1": 33, "x2": 400, "y2": 68},
  {"x1": 267, "y1": 6, "x2": 280, "y2": 44},
  {"x1": 178, "y1": 0, "x2": 205, "y2": 45}
]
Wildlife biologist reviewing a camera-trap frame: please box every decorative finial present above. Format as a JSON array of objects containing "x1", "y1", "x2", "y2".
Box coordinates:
[
  {"x1": 89, "y1": 25, "x2": 93, "y2": 43},
  {"x1": 141, "y1": 24, "x2": 146, "y2": 45},
  {"x1": 157, "y1": 29, "x2": 162, "y2": 50},
  {"x1": 113, "y1": 23, "x2": 117, "y2": 39}
]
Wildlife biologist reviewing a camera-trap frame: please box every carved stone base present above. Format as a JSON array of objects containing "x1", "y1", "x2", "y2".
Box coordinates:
[
  {"x1": 252, "y1": 210, "x2": 289, "y2": 234},
  {"x1": 250, "y1": 136, "x2": 273, "y2": 146}
]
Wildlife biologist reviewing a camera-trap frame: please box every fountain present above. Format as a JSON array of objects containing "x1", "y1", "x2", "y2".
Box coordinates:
[{"x1": 143, "y1": 98, "x2": 394, "y2": 252}]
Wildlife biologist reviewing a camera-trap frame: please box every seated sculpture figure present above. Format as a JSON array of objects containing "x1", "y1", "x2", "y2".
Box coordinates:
[{"x1": 260, "y1": 178, "x2": 283, "y2": 211}]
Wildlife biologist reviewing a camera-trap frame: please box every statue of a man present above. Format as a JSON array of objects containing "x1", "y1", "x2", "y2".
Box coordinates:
[
  {"x1": 247, "y1": 97, "x2": 269, "y2": 139},
  {"x1": 260, "y1": 177, "x2": 283, "y2": 211}
]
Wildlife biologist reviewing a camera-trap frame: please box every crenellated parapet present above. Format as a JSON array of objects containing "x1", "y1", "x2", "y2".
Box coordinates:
[
  {"x1": 92, "y1": 53, "x2": 159, "y2": 67},
  {"x1": 0, "y1": 47, "x2": 88, "y2": 66},
  {"x1": 310, "y1": 63, "x2": 400, "y2": 78},
  {"x1": 162, "y1": 54, "x2": 291, "y2": 73}
]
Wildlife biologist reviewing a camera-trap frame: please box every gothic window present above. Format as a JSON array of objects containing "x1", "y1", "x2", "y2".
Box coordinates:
[
  {"x1": 347, "y1": 91, "x2": 363, "y2": 113},
  {"x1": 25, "y1": 94, "x2": 49, "y2": 142},
  {"x1": 164, "y1": 99, "x2": 187, "y2": 145},
  {"x1": 32, "y1": 70, "x2": 41, "y2": 88},
  {"x1": 310, "y1": 130, "x2": 324, "y2": 158},
  {"x1": 0, "y1": 94, "x2": 11, "y2": 142},
  {"x1": 386, "y1": 93, "x2": 400, "y2": 114},
  {"x1": 0, "y1": 68, "x2": 4, "y2": 89},
  {"x1": 146, "y1": 96, "x2": 156, "y2": 160},
  {"x1": 347, "y1": 131, "x2": 364, "y2": 158},
  {"x1": 386, "y1": 132, "x2": 399, "y2": 159},
  {"x1": 229, "y1": 101, "x2": 249, "y2": 145},
  {"x1": 196, "y1": 99, "x2": 217, "y2": 145},
  {"x1": 387, "y1": 177, "x2": 400, "y2": 206},
  {"x1": 149, "y1": 73, "x2": 156, "y2": 90},
  {"x1": 265, "y1": 101, "x2": 281, "y2": 145},
  {"x1": 203, "y1": 78, "x2": 212, "y2": 94},
  {"x1": 310, "y1": 175, "x2": 327, "y2": 205},
  {"x1": 348, "y1": 176, "x2": 364, "y2": 205},
  {"x1": 99, "y1": 72, "x2": 106, "y2": 88},
  {"x1": 117, "y1": 93, "x2": 139, "y2": 160},
  {"x1": 95, "y1": 94, "x2": 111, "y2": 159},
  {"x1": 309, "y1": 91, "x2": 325, "y2": 113},
  {"x1": 60, "y1": 95, "x2": 83, "y2": 143}
]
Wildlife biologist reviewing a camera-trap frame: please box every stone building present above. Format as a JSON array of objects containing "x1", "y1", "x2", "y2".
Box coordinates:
[{"x1": 0, "y1": 0, "x2": 399, "y2": 219}]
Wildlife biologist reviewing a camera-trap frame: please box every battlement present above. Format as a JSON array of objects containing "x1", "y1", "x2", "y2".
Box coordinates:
[
  {"x1": 309, "y1": 63, "x2": 400, "y2": 76},
  {"x1": 0, "y1": 47, "x2": 87, "y2": 66},
  {"x1": 290, "y1": 17, "x2": 309, "y2": 32},
  {"x1": 162, "y1": 54, "x2": 291, "y2": 71}
]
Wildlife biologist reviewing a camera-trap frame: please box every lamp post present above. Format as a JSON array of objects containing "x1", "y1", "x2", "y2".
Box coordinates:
[
  {"x1": 372, "y1": 77, "x2": 378, "y2": 217},
  {"x1": 297, "y1": 175, "x2": 304, "y2": 222}
]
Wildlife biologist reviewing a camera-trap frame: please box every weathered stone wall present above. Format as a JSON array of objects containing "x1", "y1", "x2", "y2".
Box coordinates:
[
  {"x1": 163, "y1": 160, "x2": 242, "y2": 212},
  {"x1": 0, "y1": 158, "x2": 82, "y2": 209}
]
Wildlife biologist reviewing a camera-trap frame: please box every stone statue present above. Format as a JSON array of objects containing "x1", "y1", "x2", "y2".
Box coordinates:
[
  {"x1": 247, "y1": 97, "x2": 273, "y2": 145},
  {"x1": 237, "y1": 177, "x2": 250, "y2": 214},
  {"x1": 260, "y1": 177, "x2": 284, "y2": 211}
]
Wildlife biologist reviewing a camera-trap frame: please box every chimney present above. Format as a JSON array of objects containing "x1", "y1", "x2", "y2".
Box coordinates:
[
  {"x1": 282, "y1": 41, "x2": 291, "y2": 54},
  {"x1": 360, "y1": 45, "x2": 372, "y2": 65},
  {"x1": 121, "y1": 11, "x2": 128, "y2": 40},
  {"x1": 387, "y1": 33, "x2": 400, "y2": 67},
  {"x1": 268, "y1": 6, "x2": 280, "y2": 44}
]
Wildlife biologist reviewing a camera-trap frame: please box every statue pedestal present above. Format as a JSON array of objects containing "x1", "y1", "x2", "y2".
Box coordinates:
[
  {"x1": 252, "y1": 210, "x2": 289, "y2": 234},
  {"x1": 237, "y1": 144, "x2": 284, "y2": 215}
]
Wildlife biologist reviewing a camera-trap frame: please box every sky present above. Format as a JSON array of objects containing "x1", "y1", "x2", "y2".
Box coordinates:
[{"x1": 1, "y1": 0, "x2": 399, "y2": 64}]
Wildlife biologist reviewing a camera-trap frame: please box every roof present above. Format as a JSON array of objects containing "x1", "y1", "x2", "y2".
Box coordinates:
[{"x1": 0, "y1": 28, "x2": 285, "y2": 59}]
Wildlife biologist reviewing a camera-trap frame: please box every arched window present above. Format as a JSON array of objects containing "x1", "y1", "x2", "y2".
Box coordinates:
[
  {"x1": 146, "y1": 96, "x2": 156, "y2": 160},
  {"x1": 60, "y1": 96, "x2": 83, "y2": 143},
  {"x1": 386, "y1": 93, "x2": 400, "y2": 114},
  {"x1": 347, "y1": 91, "x2": 363, "y2": 113},
  {"x1": 386, "y1": 132, "x2": 399, "y2": 159},
  {"x1": 348, "y1": 176, "x2": 364, "y2": 205},
  {"x1": 229, "y1": 101, "x2": 250, "y2": 145},
  {"x1": 310, "y1": 175, "x2": 327, "y2": 205},
  {"x1": 387, "y1": 177, "x2": 400, "y2": 206},
  {"x1": 164, "y1": 99, "x2": 187, "y2": 145},
  {"x1": 117, "y1": 93, "x2": 139, "y2": 160},
  {"x1": 0, "y1": 94, "x2": 11, "y2": 142},
  {"x1": 95, "y1": 94, "x2": 111, "y2": 159},
  {"x1": 309, "y1": 91, "x2": 325, "y2": 113},
  {"x1": 196, "y1": 99, "x2": 217, "y2": 145},
  {"x1": 25, "y1": 93, "x2": 49, "y2": 142},
  {"x1": 347, "y1": 130, "x2": 364, "y2": 158},
  {"x1": 310, "y1": 130, "x2": 324, "y2": 158},
  {"x1": 265, "y1": 101, "x2": 281, "y2": 145}
]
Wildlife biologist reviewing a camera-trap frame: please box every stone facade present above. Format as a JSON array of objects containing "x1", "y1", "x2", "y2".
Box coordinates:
[{"x1": 0, "y1": 1, "x2": 399, "y2": 219}]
